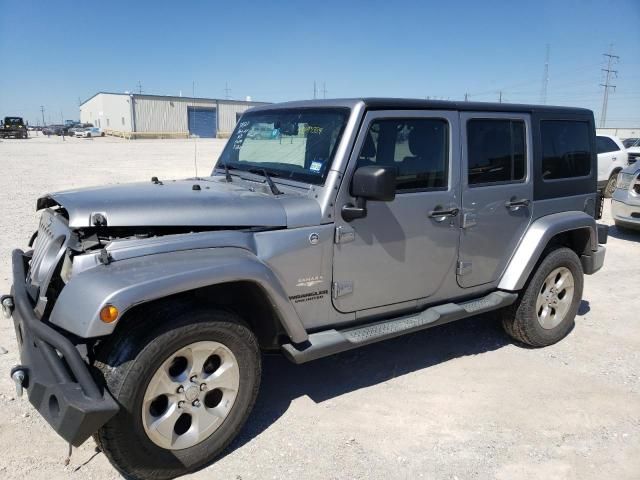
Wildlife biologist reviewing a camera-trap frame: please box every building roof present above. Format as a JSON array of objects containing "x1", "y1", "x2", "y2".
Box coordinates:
[
  {"x1": 248, "y1": 98, "x2": 593, "y2": 115},
  {"x1": 80, "y1": 91, "x2": 269, "y2": 107}
]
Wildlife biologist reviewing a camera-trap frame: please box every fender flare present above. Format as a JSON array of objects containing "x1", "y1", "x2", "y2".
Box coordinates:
[
  {"x1": 49, "y1": 247, "x2": 308, "y2": 343},
  {"x1": 498, "y1": 211, "x2": 597, "y2": 291}
]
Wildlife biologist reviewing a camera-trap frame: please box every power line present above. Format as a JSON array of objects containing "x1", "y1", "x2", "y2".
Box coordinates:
[
  {"x1": 540, "y1": 44, "x2": 550, "y2": 104},
  {"x1": 600, "y1": 44, "x2": 619, "y2": 128}
]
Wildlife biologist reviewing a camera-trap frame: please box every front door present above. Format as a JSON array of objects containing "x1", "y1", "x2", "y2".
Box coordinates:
[
  {"x1": 332, "y1": 110, "x2": 460, "y2": 313},
  {"x1": 458, "y1": 112, "x2": 533, "y2": 288}
]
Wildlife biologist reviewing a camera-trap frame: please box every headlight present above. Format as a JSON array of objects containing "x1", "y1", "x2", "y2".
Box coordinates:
[{"x1": 617, "y1": 173, "x2": 634, "y2": 190}]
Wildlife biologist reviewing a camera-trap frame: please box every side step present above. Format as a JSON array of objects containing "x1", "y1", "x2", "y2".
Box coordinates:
[{"x1": 281, "y1": 291, "x2": 517, "y2": 364}]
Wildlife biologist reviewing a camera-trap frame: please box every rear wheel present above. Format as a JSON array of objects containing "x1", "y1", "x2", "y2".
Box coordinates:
[
  {"x1": 501, "y1": 247, "x2": 583, "y2": 347},
  {"x1": 94, "y1": 305, "x2": 261, "y2": 480}
]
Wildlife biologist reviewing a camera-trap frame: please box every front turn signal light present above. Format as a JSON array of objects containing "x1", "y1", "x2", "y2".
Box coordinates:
[{"x1": 100, "y1": 305, "x2": 119, "y2": 323}]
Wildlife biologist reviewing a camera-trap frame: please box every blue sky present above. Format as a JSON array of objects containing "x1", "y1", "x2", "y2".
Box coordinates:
[{"x1": 1, "y1": 0, "x2": 639, "y2": 126}]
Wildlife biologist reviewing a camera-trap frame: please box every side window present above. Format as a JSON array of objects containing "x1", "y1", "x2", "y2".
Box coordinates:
[
  {"x1": 596, "y1": 136, "x2": 619, "y2": 154},
  {"x1": 357, "y1": 118, "x2": 449, "y2": 191},
  {"x1": 467, "y1": 119, "x2": 526, "y2": 185},
  {"x1": 541, "y1": 121, "x2": 592, "y2": 180}
]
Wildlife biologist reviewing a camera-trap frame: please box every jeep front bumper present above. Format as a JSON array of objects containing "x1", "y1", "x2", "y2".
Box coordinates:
[{"x1": 6, "y1": 249, "x2": 119, "y2": 446}]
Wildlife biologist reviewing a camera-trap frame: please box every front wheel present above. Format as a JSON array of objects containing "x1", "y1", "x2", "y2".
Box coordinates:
[
  {"x1": 94, "y1": 306, "x2": 261, "y2": 480},
  {"x1": 501, "y1": 247, "x2": 583, "y2": 347},
  {"x1": 604, "y1": 172, "x2": 619, "y2": 198}
]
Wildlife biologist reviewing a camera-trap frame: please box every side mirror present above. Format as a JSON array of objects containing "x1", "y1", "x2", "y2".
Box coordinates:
[{"x1": 342, "y1": 165, "x2": 396, "y2": 221}]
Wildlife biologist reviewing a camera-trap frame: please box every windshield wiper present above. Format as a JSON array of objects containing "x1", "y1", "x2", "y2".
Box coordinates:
[
  {"x1": 248, "y1": 168, "x2": 282, "y2": 195},
  {"x1": 223, "y1": 162, "x2": 233, "y2": 182}
]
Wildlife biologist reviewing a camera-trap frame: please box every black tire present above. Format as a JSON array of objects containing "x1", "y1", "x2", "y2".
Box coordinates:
[
  {"x1": 93, "y1": 304, "x2": 261, "y2": 480},
  {"x1": 500, "y1": 247, "x2": 583, "y2": 347},
  {"x1": 604, "y1": 172, "x2": 619, "y2": 198}
]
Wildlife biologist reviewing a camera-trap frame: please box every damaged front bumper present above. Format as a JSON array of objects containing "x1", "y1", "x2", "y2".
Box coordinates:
[{"x1": 5, "y1": 249, "x2": 119, "y2": 446}]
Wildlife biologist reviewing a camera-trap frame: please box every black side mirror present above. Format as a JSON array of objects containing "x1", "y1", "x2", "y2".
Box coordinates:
[{"x1": 342, "y1": 165, "x2": 396, "y2": 221}]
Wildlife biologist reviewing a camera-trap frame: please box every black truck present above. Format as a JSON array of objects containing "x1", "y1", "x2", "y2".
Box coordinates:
[{"x1": 1, "y1": 117, "x2": 28, "y2": 139}]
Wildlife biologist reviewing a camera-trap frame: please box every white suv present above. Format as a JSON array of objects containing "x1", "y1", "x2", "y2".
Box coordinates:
[{"x1": 596, "y1": 134, "x2": 628, "y2": 197}]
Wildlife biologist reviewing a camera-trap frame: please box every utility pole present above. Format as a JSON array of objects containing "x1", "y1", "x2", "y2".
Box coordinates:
[
  {"x1": 322, "y1": 82, "x2": 327, "y2": 99},
  {"x1": 499, "y1": 91, "x2": 503, "y2": 103},
  {"x1": 224, "y1": 82, "x2": 231, "y2": 100},
  {"x1": 40, "y1": 106, "x2": 45, "y2": 126},
  {"x1": 137, "y1": 81, "x2": 143, "y2": 94},
  {"x1": 313, "y1": 81, "x2": 317, "y2": 99},
  {"x1": 600, "y1": 44, "x2": 619, "y2": 128},
  {"x1": 540, "y1": 44, "x2": 550, "y2": 104}
]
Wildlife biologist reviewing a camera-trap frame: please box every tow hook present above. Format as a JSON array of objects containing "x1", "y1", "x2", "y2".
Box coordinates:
[
  {"x1": 1, "y1": 295, "x2": 14, "y2": 319},
  {"x1": 10, "y1": 367, "x2": 26, "y2": 397}
]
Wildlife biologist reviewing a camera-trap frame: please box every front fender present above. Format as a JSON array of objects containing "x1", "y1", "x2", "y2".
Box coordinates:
[
  {"x1": 49, "y1": 247, "x2": 308, "y2": 343},
  {"x1": 498, "y1": 211, "x2": 598, "y2": 291}
]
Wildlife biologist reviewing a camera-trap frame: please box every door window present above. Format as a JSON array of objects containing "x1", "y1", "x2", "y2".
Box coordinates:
[
  {"x1": 596, "y1": 136, "x2": 620, "y2": 154},
  {"x1": 356, "y1": 118, "x2": 449, "y2": 191},
  {"x1": 467, "y1": 119, "x2": 526, "y2": 186}
]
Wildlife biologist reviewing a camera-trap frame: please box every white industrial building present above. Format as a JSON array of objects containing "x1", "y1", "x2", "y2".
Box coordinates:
[{"x1": 80, "y1": 92, "x2": 268, "y2": 139}]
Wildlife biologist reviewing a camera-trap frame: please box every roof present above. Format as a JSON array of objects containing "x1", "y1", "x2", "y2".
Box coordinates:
[
  {"x1": 79, "y1": 91, "x2": 269, "y2": 107},
  {"x1": 248, "y1": 98, "x2": 593, "y2": 115}
]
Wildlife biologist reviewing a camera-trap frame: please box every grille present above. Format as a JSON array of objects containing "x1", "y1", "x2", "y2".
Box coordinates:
[{"x1": 26, "y1": 210, "x2": 71, "y2": 315}]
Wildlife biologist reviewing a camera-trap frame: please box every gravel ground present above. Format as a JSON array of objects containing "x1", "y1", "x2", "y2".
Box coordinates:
[{"x1": 0, "y1": 134, "x2": 638, "y2": 480}]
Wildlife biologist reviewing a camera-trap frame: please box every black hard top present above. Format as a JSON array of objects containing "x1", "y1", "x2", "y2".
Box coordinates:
[{"x1": 249, "y1": 98, "x2": 593, "y2": 116}]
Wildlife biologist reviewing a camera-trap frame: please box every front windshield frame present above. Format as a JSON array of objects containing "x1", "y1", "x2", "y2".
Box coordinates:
[{"x1": 215, "y1": 107, "x2": 350, "y2": 185}]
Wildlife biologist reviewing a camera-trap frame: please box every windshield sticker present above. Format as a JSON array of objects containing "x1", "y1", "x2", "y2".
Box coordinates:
[
  {"x1": 304, "y1": 125, "x2": 323, "y2": 135},
  {"x1": 233, "y1": 121, "x2": 251, "y2": 150},
  {"x1": 309, "y1": 161, "x2": 323, "y2": 173}
]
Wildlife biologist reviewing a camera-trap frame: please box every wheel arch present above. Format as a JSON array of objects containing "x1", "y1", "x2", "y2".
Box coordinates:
[
  {"x1": 49, "y1": 247, "x2": 308, "y2": 344},
  {"x1": 113, "y1": 280, "x2": 287, "y2": 350},
  {"x1": 499, "y1": 211, "x2": 597, "y2": 291}
]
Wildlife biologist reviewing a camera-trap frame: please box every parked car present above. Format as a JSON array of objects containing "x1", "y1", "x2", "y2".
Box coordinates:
[
  {"x1": 4, "y1": 99, "x2": 607, "y2": 480},
  {"x1": 611, "y1": 164, "x2": 640, "y2": 231},
  {"x1": 74, "y1": 126, "x2": 103, "y2": 137},
  {"x1": 622, "y1": 137, "x2": 639, "y2": 148},
  {"x1": 42, "y1": 124, "x2": 65, "y2": 136},
  {"x1": 1, "y1": 116, "x2": 28, "y2": 139},
  {"x1": 596, "y1": 134, "x2": 629, "y2": 197},
  {"x1": 625, "y1": 138, "x2": 640, "y2": 164}
]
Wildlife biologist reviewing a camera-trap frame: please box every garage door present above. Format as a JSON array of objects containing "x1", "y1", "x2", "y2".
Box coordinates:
[{"x1": 188, "y1": 107, "x2": 217, "y2": 138}]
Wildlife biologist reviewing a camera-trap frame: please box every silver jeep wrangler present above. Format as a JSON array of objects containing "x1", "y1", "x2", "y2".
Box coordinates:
[{"x1": 4, "y1": 99, "x2": 607, "y2": 479}]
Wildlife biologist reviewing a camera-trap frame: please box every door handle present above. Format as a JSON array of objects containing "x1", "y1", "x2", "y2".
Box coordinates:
[
  {"x1": 428, "y1": 207, "x2": 459, "y2": 220},
  {"x1": 505, "y1": 198, "x2": 530, "y2": 210}
]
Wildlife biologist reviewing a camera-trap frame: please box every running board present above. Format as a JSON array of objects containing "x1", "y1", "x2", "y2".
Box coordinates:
[{"x1": 281, "y1": 291, "x2": 517, "y2": 364}]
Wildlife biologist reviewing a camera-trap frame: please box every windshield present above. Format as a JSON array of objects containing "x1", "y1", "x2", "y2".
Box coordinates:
[
  {"x1": 4, "y1": 117, "x2": 23, "y2": 125},
  {"x1": 216, "y1": 108, "x2": 349, "y2": 184}
]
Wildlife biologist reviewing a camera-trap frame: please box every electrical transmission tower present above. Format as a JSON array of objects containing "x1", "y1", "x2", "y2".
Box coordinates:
[
  {"x1": 540, "y1": 44, "x2": 550, "y2": 104},
  {"x1": 137, "y1": 81, "x2": 143, "y2": 94},
  {"x1": 600, "y1": 44, "x2": 619, "y2": 128},
  {"x1": 322, "y1": 82, "x2": 327, "y2": 99},
  {"x1": 313, "y1": 81, "x2": 317, "y2": 99},
  {"x1": 40, "y1": 106, "x2": 45, "y2": 126},
  {"x1": 224, "y1": 82, "x2": 231, "y2": 99}
]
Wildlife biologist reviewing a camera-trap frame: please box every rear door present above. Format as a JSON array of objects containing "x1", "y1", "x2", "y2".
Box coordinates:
[{"x1": 458, "y1": 112, "x2": 533, "y2": 288}]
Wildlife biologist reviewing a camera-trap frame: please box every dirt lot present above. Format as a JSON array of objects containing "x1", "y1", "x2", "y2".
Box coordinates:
[{"x1": 0, "y1": 134, "x2": 638, "y2": 480}]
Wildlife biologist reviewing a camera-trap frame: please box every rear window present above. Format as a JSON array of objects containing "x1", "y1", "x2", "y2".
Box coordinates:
[
  {"x1": 596, "y1": 136, "x2": 620, "y2": 154},
  {"x1": 541, "y1": 120, "x2": 592, "y2": 180}
]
